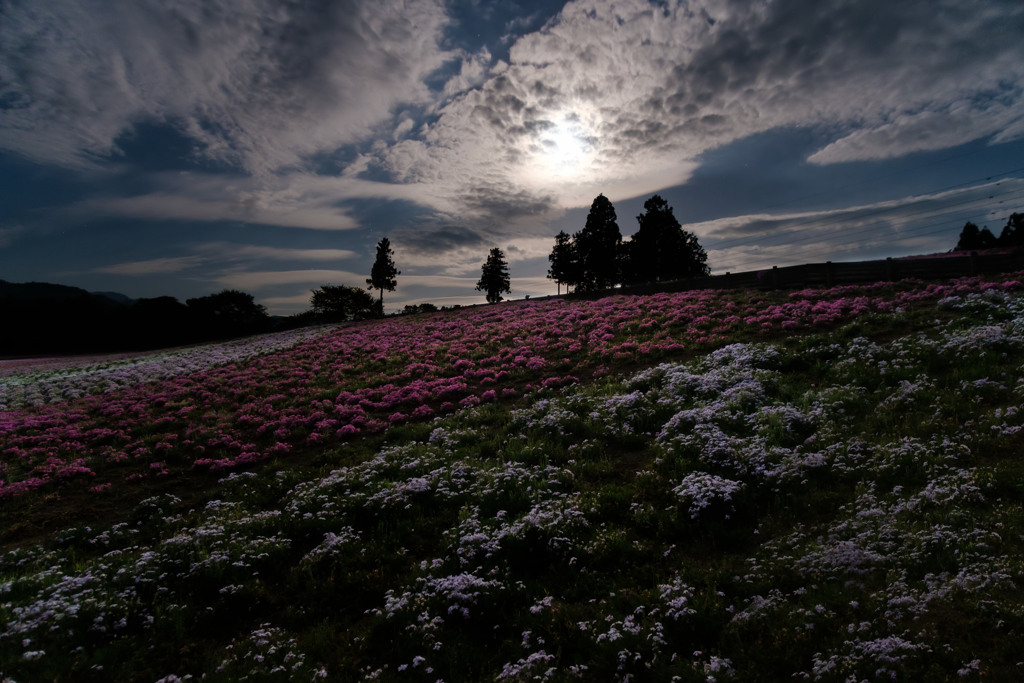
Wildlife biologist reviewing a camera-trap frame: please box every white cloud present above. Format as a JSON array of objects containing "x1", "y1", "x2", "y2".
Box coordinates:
[
  {"x1": 77, "y1": 190, "x2": 358, "y2": 231},
  {"x1": 5, "y1": 0, "x2": 1024, "y2": 287},
  {"x1": 70, "y1": 171, "x2": 448, "y2": 231},
  {"x1": 214, "y1": 269, "x2": 366, "y2": 292},
  {"x1": 374, "y1": 0, "x2": 1024, "y2": 225},
  {"x1": 95, "y1": 243, "x2": 360, "y2": 281},
  {"x1": 95, "y1": 255, "x2": 206, "y2": 276},
  {"x1": 696, "y1": 178, "x2": 1024, "y2": 271},
  {"x1": 442, "y1": 48, "x2": 493, "y2": 97},
  {"x1": 394, "y1": 274, "x2": 479, "y2": 291},
  {"x1": 0, "y1": 0, "x2": 453, "y2": 173},
  {"x1": 7, "y1": 0, "x2": 1023, "y2": 194},
  {"x1": 808, "y1": 103, "x2": 1024, "y2": 165},
  {"x1": 226, "y1": 245, "x2": 357, "y2": 262}
]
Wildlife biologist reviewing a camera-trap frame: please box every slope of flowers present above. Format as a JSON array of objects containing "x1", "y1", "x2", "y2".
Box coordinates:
[
  {"x1": 0, "y1": 325, "x2": 333, "y2": 411},
  {"x1": 1, "y1": 275, "x2": 1021, "y2": 501},
  {"x1": 1, "y1": 287, "x2": 1023, "y2": 680}
]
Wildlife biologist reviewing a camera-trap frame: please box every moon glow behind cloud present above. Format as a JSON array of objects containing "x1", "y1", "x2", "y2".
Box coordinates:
[{"x1": 1, "y1": 0, "x2": 1022, "y2": 313}]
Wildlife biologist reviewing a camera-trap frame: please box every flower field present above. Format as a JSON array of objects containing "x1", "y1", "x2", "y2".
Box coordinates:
[{"x1": 2, "y1": 274, "x2": 1024, "y2": 680}]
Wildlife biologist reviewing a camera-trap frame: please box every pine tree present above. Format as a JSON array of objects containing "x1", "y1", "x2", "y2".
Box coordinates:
[
  {"x1": 547, "y1": 231, "x2": 579, "y2": 294},
  {"x1": 366, "y1": 237, "x2": 399, "y2": 316},
  {"x1": 476, "y1": 248, "x2": 511, "y2": 304},
  {"x1": 575, "y1": 193, "x2": 621, "y2": 291},
  {"x1": 998, "y1": 213, "x2": 1024, "y2": 247},
  {"x1": 623, "y1": 195, "x2": 708, "y2": 284}
]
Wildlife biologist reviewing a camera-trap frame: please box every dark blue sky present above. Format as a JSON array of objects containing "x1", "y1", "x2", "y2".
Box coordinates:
[{"x1": 2, "y1": 0, "x2": 1023, "y2": 314}]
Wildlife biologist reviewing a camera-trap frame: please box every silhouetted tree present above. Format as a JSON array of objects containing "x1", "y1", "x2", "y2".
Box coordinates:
[
  {"x1": 547, "y1": 230, "x2": 580, "y2": 294},
  {"x1": 311, "y1": 284, "x2": 376, "y2": 322},
  {"x1": 367, "y1": 237, "x2": 399, "y2": 316},
  {"x1": 622, "y1": 195, "x2": 708, "y2": 284},
  {"x1": 955, "y1": 221, "x2": 997, "y2": 251},
  {"x1": 129, "y1": 296, "x2": 191, "y2": 347},
  {"x1": 999, "y1": 212, "x2": 1024, "y2": 247},
  {"x1": 186, "y1": 290, "x2": 269, "y2": 338},
  {"x1": 575, "y1": 194, "x2": 621, "y2": 290},
  {"x1": 476, "y1": 247, "x2": 511, "y2": 304},
  {"x1": 403, "y1": 302, "x2": 439, "y2": 315}
]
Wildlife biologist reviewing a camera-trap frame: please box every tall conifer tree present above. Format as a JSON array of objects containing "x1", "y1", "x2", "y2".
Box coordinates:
[
  {"x1": 476, "y1": 248, "x2": 511, "y2": 304},
  {"x1": 366, "y1": 237, "x2": 399, "y2": 316},
  {"x1": 576, "y1": 194, "x2": 621, "y2": 291}
]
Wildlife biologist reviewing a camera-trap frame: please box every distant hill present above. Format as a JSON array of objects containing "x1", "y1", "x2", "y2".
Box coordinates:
[
  {"x1": 91, "y1": 290, "x2": 135, "y2": 305},
  {"x1": 0, "y1": 279, "x2": 275, "y2": 356},
  {"x1": 0, "y1": 279, "x2": 97, "y2": 301},
  {"x1": 0, "y1": 280, "x2": 132, "y2": 306}
]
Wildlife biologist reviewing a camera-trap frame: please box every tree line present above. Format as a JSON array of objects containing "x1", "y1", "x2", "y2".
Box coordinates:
[
  {"x1": 0, "y1": 236, "x2": 509, "y2": 355},
  {"x1": 954, "y1": 212, "x2": 1024, "y2": 251},
  {"x1": 547, "y1": 193, "x2": 709, "y2": 294},
  {"x1": 0, "y1": 195, "x2": 706, "y2": 355},
  {"x1": 0, "y1": 286, "x2": 275, "y2": 356},
  {"x1": 6, "y1": 201, "x2": 1014, "y2": 356}
]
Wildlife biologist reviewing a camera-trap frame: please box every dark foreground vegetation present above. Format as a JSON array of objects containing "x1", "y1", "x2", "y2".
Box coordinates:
[{"x1": 0, "y1": 283, "x2": 276, "y2": 356}]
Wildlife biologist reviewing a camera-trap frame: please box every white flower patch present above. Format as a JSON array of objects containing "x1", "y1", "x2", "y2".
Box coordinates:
[
  {"x1": 302, "y1": 527, "x2": 360, "y2": 564},
  {"x1": 509, "y1": 398, "x2": 581, "y2": 436},
  {"x1": 912, "y1": 469, "x2": 986, "y2": 509},
  {"x1": 672, "y1": 473, "x2": 744, "y2": 519},
  {"x1": 692, "y1": 652, "x2": 736, "y2": 681},
  {"x1": 0, "y1": 325, "x2": 330, "y2": 410},
  {"x1": 215, "y1": 622, "x2": 311, "y2": 679},
  {"x1": 497, "y1": 650, "x2": 556, "y2": 680},
  {"x1": 876, "y1": 375, "x2": 937, "y2": 412},
  {"x1": 658, "y1": 574, "x2": 696, "y2": 621},
  {"x1": 584, "y1": 389, "x2": 660, "y2": 436},
  {"x1": 384, "y1": 571, "x2": 503, "y2": 621},
  {"x1": 808, "y1": 634, "x2": 932, "y2": 680},
  {"x1": 630, "y1": 343, "x2": 779, "y2": 412}
]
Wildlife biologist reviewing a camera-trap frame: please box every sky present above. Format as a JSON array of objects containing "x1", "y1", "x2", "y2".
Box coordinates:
[{"x1": 2, "y1": 0, "x2": 1024, "y2": 315}]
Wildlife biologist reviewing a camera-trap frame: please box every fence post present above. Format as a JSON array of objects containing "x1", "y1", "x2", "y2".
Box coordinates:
[{"x1": 772, "y1": 265, "x2": 779, "y2": 288}]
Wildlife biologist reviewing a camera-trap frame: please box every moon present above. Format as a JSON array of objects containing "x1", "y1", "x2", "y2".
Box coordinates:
[{"x1": 521, "y1": 111, "x2": 600, "y2": 196}]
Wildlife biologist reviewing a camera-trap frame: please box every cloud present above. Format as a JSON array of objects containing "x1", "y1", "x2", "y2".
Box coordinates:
[
  {"x1": 76, "y1": 188, "x2": 359, "y2": 231},
  {"x1": 392, "y1": 227, "x2": 555, "y2": 278},
  {"x1": 69, "y1": 171, "x2": 446, "y2": 231},
  {"x1": 697, "y1": 178, "x2": 1024, "y2": 271},
  {"x1": 372, "y1": 0, "x2": 1024, "y2": 227},
  {"x1": 399, "y1": 226, "x2": 488, "y2": 256},
  {"x1": 95, "y1": 255, "x2": 207, "y2": 276},
  {"x1": 0, "y1": 0, "x2": 453, "y2": 173},
  {"x1": 5, "y1": 0, "x2": 1024, "y2": 273},
  {"x1": 807, "y1": 103, "x2": 1024, "y2": 164},
  {"x1": 442, "y1": 48, "x2": 493, "y2": 97},
  {"x1": 215, "y1": 269, "x2": 367, "y2": 292},
  {"x1": 225, "y1": 245, "x2": 357, "y2": 262},
  {"x1": 95, "y1": 243, "x2": 359, "y2": 279}
]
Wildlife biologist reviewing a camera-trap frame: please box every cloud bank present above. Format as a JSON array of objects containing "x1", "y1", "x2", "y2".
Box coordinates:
[
  {"x1": 0, "y1": 0, "x2": 453, "y2": 173},
  {"x1": 2, "y1": 0, "x2": 1023, "y2": 307}
]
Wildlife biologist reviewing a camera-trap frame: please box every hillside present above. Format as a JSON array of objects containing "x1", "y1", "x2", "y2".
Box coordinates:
[{"x1": 1, "y1": 273, "x2": 1023, "y2": 681}]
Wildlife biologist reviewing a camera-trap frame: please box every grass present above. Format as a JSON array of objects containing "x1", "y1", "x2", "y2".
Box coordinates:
[{"x1": 2, "y1": 279, "x2": 1024, "y2": 681}]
